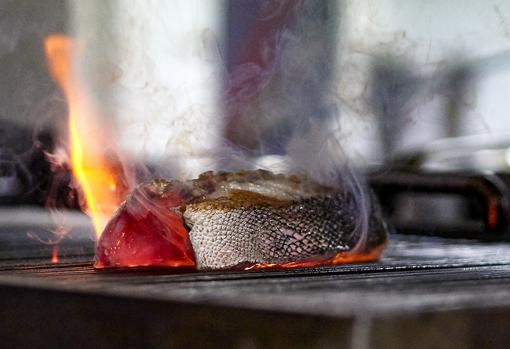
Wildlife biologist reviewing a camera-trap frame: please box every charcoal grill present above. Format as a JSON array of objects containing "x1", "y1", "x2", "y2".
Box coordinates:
[{"x1": 2, "y1": 209, "x2": 510, "y2": 348}]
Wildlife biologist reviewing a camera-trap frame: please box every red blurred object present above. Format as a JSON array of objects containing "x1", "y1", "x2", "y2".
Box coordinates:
[{"x1": 95, "y1": 183, "x2": 196, "y2": 268}]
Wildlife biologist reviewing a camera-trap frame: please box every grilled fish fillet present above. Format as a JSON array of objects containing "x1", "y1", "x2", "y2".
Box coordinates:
[{"x1": 95, "y1": 170, "x2": 389, "y2": 270}]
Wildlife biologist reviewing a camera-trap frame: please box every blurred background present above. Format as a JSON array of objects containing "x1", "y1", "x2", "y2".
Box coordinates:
[
  {"x1": 3, "y1": 0, "x2": 510, "y2": 176},
  {"x1": 1, "y1": 0, "x2": 510, "y2": 245}
]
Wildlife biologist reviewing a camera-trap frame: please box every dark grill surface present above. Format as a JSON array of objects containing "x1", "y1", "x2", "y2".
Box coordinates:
[{"x1": 2, "y1": 216, "x2": 510, "y2": 348}]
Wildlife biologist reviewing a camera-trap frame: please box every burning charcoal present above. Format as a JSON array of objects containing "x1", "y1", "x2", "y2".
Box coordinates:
[{"x1": 95, "y1": 170, "x2": 389, "y2": 270}]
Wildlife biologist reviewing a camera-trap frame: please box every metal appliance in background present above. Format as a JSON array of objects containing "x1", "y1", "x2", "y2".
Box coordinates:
[
  {"x1": 369, "y1": 135, "x2": 510, "y2": 240},
  {"x1": 370, "y1": 169, "x2": 510, "y2": 239},
  {"x1": 370, "y1": 46, "x2": 510, "y2": 240}
]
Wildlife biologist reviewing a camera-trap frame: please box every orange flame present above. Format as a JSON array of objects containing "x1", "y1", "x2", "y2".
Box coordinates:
[{"x1": 44, "y1": 34, "x2": 129, "y2": 239}]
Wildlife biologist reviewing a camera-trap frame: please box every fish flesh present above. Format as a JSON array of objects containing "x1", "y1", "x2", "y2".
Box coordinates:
[{"x1": 95, "y1": 170, "x2": 389, "y2": 270}]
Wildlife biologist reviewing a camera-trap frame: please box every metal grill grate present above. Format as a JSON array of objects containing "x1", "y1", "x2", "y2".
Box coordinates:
[{"x1": 2, "y1": 233, "x2": 510, "y2": 347}]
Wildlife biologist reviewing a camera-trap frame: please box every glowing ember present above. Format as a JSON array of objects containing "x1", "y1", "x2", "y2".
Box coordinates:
[
  {"x1": 244, "y1": 243, "x2": 387, "y2": 270},
  {"x1": 51, "y1": 245, "x2": 59, "y2": 264},
  {"x1": 44, "y1": 34, "x2": 130, "y2": 238}
]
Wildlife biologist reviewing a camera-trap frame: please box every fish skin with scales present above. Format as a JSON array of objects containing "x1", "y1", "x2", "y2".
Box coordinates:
[{"x1": 181, "y1": 170, "x2": 389, "y2": 270}]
